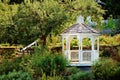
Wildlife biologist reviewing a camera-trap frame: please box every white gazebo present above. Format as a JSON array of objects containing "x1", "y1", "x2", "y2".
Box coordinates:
[{"x1": 61, "y1": 16, "x2": 100, "y2": 66}]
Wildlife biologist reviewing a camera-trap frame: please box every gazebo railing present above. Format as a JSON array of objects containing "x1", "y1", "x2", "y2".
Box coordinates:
[
  {"x1": 64, "y1": 50, "x2": 99, "y2": 63},
  {"x1": 69, "y1": 50, "x2": 79, "y2": 62}
]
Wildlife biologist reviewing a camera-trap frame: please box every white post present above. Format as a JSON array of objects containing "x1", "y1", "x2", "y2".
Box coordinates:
[
  {"x1": 97, "y1": 37, "x2": 99, "y2": 59},
  {"x1": 68, "y1": 36, "x2": 70, "y2": 61},
  {"x1": 91, "y1": 36, "x2": 95, "y2": 62},
  {"x1": 66, "y1": 36, "x2": 70, "y2": 61},
  {"x1": 97, "y1": 37, "x2": 99, "y2": 51},
  {"x1": 68, "y1": 36, "x2": 70, "y2": 51},
  {"x1": 62, "y1": 36, "x2": 64, "y2": 53},
  {"x1": 66, "y1": 36, "x2": 68, "y2": 50},
  {"x1": 77, "y1": 36, "x2": 81, "y2": 63},
  {"x1": 80, "y1": 37, "x2": 83, "y2": 62}
]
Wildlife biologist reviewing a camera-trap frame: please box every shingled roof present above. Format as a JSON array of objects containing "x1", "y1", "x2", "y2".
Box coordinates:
[{"x1": 62, "y1": 23, "x2": 100, "y2": 34}]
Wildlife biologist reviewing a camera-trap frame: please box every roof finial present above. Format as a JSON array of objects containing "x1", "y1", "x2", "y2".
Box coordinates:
[{"x1": 77, "y1": 15, "x2": 84, "y2": 24}]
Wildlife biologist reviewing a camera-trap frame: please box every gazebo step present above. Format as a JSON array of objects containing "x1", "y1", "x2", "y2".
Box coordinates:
[{"x1": 70, "y1": 61, "x2": 92, "y2": 66}]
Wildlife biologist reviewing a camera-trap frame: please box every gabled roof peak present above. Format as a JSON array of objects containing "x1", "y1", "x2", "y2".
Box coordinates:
[{"x1": 62, "y1": 23, "x2": 100, "y2": 35}]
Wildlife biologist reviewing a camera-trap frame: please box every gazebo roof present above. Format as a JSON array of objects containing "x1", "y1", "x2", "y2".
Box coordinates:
[{"x1": 62, "y1": 23, "x2": 100, "y2": 35}]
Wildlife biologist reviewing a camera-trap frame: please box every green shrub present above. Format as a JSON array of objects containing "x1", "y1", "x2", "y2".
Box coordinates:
[
  {"x1": 31, "y1": 46, "x2": 68, "y2": 78},
  {"x1": 19, "y1": 55, "x2": 33, "y2": 74},
  {"x1": 103, "y1": 16, "x2": 115, "y2": 31},
  {"x1": 52, "y1": 54, "x2": 68, "y2": 75},
  {"x1": 0, "y1": 70, "x2": 32, "y2": 80},
  {"x1": 0, "y1": 58, "x2": 22, "y2": 75},
  {"x1": 32, "y1": 53, "x2": 67, "y2": 76},
  {"x1": 92, "y1": 58, "x2": 120, "y2": 80}
]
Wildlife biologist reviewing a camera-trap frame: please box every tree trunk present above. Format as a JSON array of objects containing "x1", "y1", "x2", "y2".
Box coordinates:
[{"x1": 40, "y1": 35, "x2": 47, "y2": 46}]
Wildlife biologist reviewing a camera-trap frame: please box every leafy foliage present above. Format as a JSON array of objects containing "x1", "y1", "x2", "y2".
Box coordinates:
[
  {"x1": 0, "y1": 0, "x2": 104, "y2": 45},
  {"x1": 92, "y1": 58, "x2": 120, "y2": 80},
  {"x1": 103, "y1": 16, "x2": 115, "y2": 30},
  {"x1": 0, "y1": 70, "x2": 32, "y2": 80},
  {"x1": 0, "y1": 1, "x2": 40, "y2": 45},
  {"x1": 30, "y1": 46, "x2": 68, "y2": 78},
  {"x1": 99, "y1": 35, "x2": 120, "y2": 46},
  {"x1": 0, "y1": 58, "x2": 22, "y2": 75}
]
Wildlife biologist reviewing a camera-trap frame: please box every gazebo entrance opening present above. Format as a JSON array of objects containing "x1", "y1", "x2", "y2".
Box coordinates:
[{"x1": 61, "y1": 16, "x2": 100, "y2": 66}]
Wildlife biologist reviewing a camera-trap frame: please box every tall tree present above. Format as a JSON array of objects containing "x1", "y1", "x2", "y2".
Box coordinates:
[
  {"x1": 0, "y1": 0, "x2": 105, "y2": 45},
  {"x1": 28, "y1": 0, "x2": 104, "y2": 45},
  {"x1": 9, "y1": 0, "x2": 68, "y2": 45}
]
